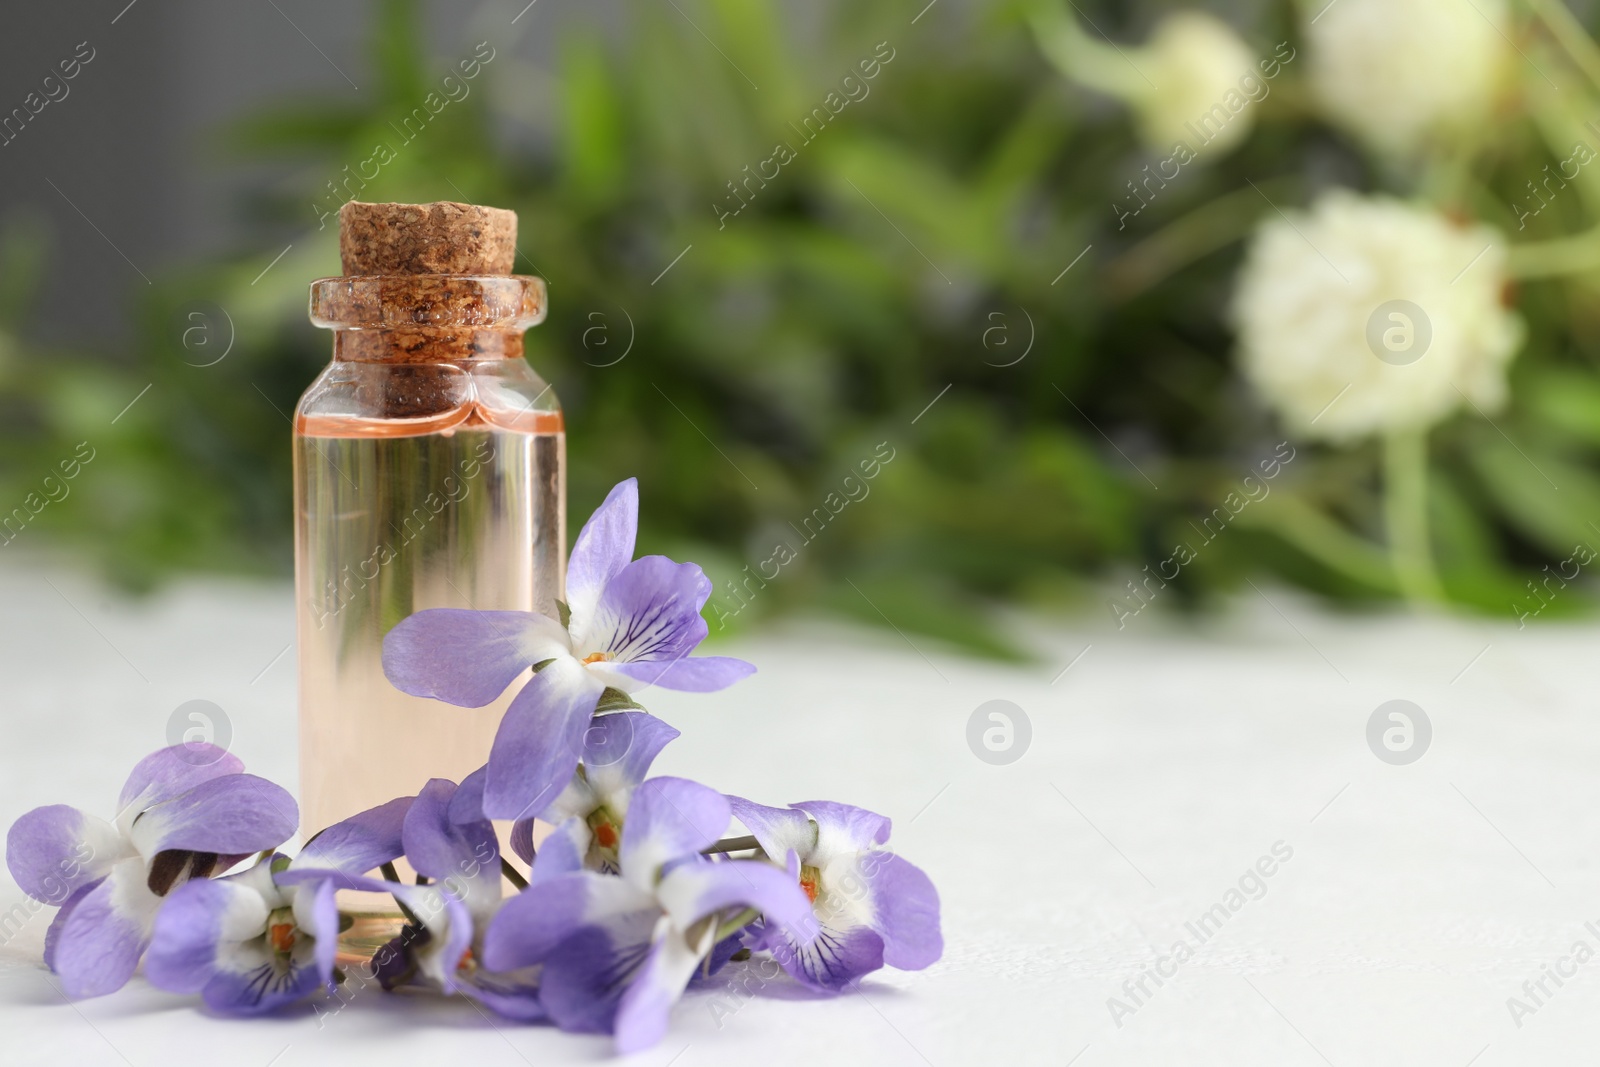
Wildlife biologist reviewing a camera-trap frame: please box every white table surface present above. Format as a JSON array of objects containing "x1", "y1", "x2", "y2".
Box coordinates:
[{"x1": 2, "y1": 562, "x2": 1598, "y2": 1066}]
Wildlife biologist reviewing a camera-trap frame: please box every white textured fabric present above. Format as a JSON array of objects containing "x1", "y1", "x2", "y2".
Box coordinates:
[{"x1": 0, "y1": 563, "x2": 1594, "y2": 1064}]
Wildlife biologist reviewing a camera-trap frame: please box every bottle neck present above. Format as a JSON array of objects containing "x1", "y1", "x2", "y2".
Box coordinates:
[
  {"x1": 309, "y1": 274, "x2": 546, "y2": 365},
  {"x1": 332, "y1": 329, "x2": 525, "y2": 364}
]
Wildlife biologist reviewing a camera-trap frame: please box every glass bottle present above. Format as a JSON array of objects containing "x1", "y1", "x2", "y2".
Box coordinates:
[{"x1": 294, "y1": 255, "x2": 564, "y2": 944}]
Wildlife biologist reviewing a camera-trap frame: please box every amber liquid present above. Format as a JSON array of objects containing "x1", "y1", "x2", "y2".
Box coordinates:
[{"x1": 293, "y1": 406, "x2": 565, "y2": 858}]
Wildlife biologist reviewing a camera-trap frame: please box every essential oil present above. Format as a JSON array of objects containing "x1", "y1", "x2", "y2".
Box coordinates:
[{"x1": 293, "y1": 202, "x2": 564, "y2": 943}]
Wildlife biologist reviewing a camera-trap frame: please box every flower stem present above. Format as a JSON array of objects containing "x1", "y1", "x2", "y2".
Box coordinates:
[
  {"x1": 1383, "y1": 428, "x2": 1445, "y2": 606},
  {"x1": 1507, "y1": 224, "x2": 1600, "y2": 278},
  {"x1": 1027, "y1": 2, "x2": 1146, "y2": 100},
  {"x1": 379, "y1": 861, "x2": 424, "y2": 928},
  {"x1": 1526, "y1": 0, "x2": 1600, "y2": 91},
  {"x1": 500, "y1": 858, "x2": 529, "y2": 891},
  {"x1": 714, "y1": 906, "x2": 761, "y2": 943},
  {"x1": 702, "y1": 834, "x2": 762, "y2": 855},
  {"x1": 1232, "y1": 493, "x2": 1398, "y2": 592},
  {"x1": 1106, "y1": 183, "x2": 1286, "y2": 299}
]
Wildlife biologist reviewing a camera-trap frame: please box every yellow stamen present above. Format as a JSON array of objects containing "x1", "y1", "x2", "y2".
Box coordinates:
[
  {"x1": 269, "y1": 923, "x2": 296, "y2": 953},
  {"x1": 799, "y1": 864, "x2": 822, "y2": 904}
]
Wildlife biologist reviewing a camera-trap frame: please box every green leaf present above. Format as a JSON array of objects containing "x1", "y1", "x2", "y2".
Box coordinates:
[
  {"x1": 1525, "y1": 368, "x2": 1600, "y2": 447},
  {"x1": 595, "y1": 688, "x2": 646, "y2": 714},
  {"x1": 1469, "y1": 430, "x2": 1600, "y2": 557},
  {"x1": 559, "y1": 37, "x2": 627, "y2": 207}
]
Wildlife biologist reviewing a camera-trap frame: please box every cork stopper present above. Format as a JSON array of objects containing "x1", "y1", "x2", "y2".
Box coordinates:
[
  {"x1": 339, "y1": 201, "x2": 517, "y2": 276},
  {"x1": 319, "y1": 199, "x2": 541, "y2": 369},
  {"x1": 313, "y1": 201, "x2": 543, "y2": 419}
]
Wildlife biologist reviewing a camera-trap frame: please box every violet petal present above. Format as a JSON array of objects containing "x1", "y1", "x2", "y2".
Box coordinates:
[
  {"x1": 128, "y1": 774, "x2": 297, "y2": 859},
  {"x1": 116, "y1": 745, "x2": 246, "y2": 824},
  {"x1": 411, "y1": 887, "x2": 476, "y2": 995},
  {"x1": 726, "y1": 796, "x2": 817, "y2": 863},
  {"x1": 6, "y1": 805, "x2": 127, "y2": 904},
  {"x1": 482, "y1": 870, "x2": 652, "y2": 971},
  {"x1": 863, "y1": 852, "x2": 943, "y2": 971},
  {"x1": 481, "y1": 659, "x2": 606, "y2": 821},
  {"x1": 614, "y1": 929, "x2": 703, "y2": 1053},
  {"x1": 685, "y1": 931, "x2": 746, "y2": 988},
  {"x1": 582, "y1": 556, "x2": 710, "y2": 665},
  {"x1": 447, "y1": 765, "x2": 489, "y2": 826},
  {"x1": 43, "y1": 881, "x2": 98, "y2": 974},
  {"x1": 565, "y1": 478, "x2": 639, "y2": 637},
  {"x1": 762, "y1": 917, "x2": 885, "y2": 991},
  {"x1": 579, "y1": 712, "x2": 680, "y2": 815},
  {"x1": 403, "y1": 778, "x2": 500, "y2": 917},
  {"x1": 527, "y1": 816, "x2": 590, "y2": 884},
  {"x1": 144, "y1": 877, "x2": 267, "y2": 995},
  {"x1": 294, "y1": 795, "x2": 412, "y2": 875},
  {"x1": 509, "y1": 817, "x2": 537, "y2": 866},
  {"x1": 381, "y1": 608, "x2": 568, "y2": 708},
  {"x1": 46, "y1": 857, "x2": 159, "y2": 998},
  {"x1": 297, "y1": 876, "x2": 342, "y2": 994},
  {"x1": 200, "y1": 937, "x2": 326, "y2": 1015},
  {"x1": 466, "y1": 974, "x2": 548, "y2": 1021},
  {"x1": 537, "y1": 908, "x2": 659, "y2": 1036},
  {"x1": 608, "y1": 656, "x2": 756, "y2": 693},
  {"x1": 619, "y1": 778, "x2": 729, "y2": 888},
  {"x1": 656, "y1": 856, "x2": 816, "y2": 942},
  {"x1": 792, "y1": 800, "x2": 892, "y2": 858}
]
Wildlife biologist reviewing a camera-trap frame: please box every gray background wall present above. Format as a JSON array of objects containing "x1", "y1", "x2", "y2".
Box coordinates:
[{"x1": 0, "y1": 0, "x2": 612, "y2": 344}]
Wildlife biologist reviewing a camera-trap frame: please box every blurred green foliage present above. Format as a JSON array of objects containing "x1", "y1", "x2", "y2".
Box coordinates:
[{"x1": 3, "y1": 0, "x2": 1599, "y2": 654}]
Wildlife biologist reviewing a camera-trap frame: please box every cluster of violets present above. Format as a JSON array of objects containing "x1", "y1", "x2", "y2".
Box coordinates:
[{"x1": 4, "y1": 479, "x2": 941, "y2": 1052}]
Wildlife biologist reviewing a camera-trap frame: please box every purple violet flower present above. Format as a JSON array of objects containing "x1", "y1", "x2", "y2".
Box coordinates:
[
  {"x1": 483, "y1": 777, "x2": 815, "y2": 1053},
  {"x1": 344, "y1": 776, "x2": 543, "y2": 1020},
  {"x1": 381, "y1": 478, "x2": 754, "y2": 821},
  {"x1": 726, "y1": 797, "x2": 943, "y2": 991},
  {"x1": 4, "y1": 745, "x2": 298, "y2": 998},
  {"x1": 505, "y1": 710, "x2": 679, "y2": 875},
  {"x1": 143, "y1": 796, "x2": 411, "y2": 1015}
]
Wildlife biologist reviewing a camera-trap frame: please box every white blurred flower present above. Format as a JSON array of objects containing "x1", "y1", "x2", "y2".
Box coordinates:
[
  {"x1": 1232, "y1": 191, "x2": 1523, "y2": 442},
  {"x1": 1031, "y1": 8, "x2": 1262, "y2": 156},
  {"x1": 1131, "y1": 13, "x2": 1259, "y2": 154},
  {"x1": 1306, "y1": 0, "x2": 1510, "y2": 155}
]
